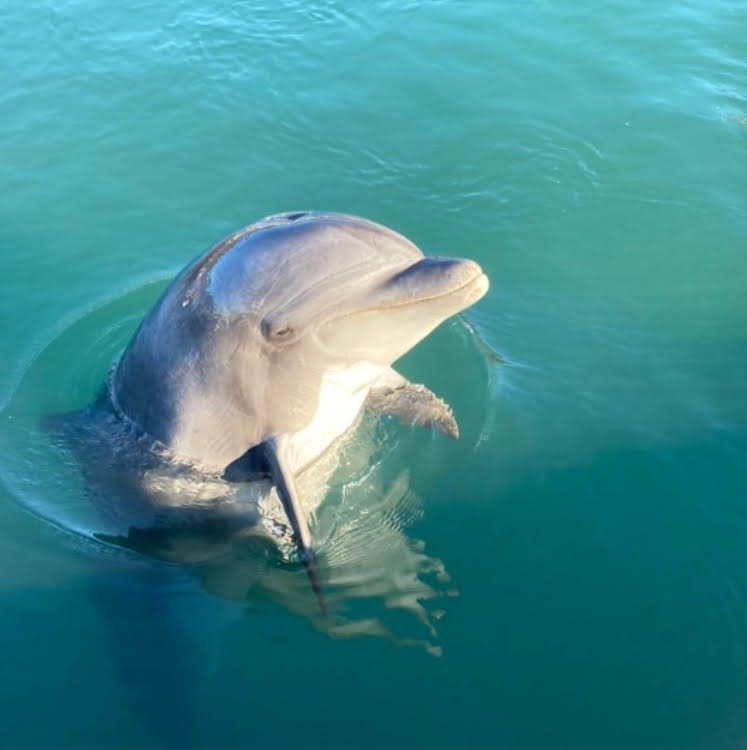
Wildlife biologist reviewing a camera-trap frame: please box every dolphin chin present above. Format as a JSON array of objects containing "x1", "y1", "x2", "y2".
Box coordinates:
[{"x1": 110, "y1": 212, "x2": 489, "y2": 611}]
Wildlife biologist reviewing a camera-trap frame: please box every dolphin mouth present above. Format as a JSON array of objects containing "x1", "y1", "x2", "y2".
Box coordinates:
[
  {"x1": 363, "y1": 258, "x2": 489, "y2": 314},
  {"x1": 399, "y1": 268, "x2": 489, "y2": 309},
  {"x1": 311, "y1": 257, "x2": 489, "y2": 362},
  {"x1": 313, "y1": 259, "x2": 489, "y2": 332}
]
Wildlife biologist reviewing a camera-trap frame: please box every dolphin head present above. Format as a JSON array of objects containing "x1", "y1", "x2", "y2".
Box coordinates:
[{"x1": 203, "y1": 211, "x2": 489, "y2": 434}]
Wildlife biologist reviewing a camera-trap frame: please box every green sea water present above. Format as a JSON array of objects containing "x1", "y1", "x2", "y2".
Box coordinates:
[{"x1": 1, "y1": 1, "x2": 747, "y2": 748}]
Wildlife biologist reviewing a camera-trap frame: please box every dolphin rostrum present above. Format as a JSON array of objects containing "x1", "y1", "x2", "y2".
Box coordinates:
[{"x1": 110, "y1": 211, "x2": 489, "y2": 609}]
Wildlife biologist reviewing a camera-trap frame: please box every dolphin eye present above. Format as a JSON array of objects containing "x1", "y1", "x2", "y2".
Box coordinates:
[{"x1": 262, "y1": 319, "x2": 294, "y2": 341}]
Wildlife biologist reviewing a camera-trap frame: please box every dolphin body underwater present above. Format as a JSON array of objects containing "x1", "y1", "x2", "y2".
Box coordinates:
[{"x1": 104, "y1": 211, "x2": 489, "y2": 609}]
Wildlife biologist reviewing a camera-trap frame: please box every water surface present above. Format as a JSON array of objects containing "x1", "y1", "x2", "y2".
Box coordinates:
[{"x1": 1, "y1": 1, "x2": 747, "y2": 748}]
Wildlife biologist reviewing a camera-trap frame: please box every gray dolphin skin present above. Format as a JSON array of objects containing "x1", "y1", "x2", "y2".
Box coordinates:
[{"x1": 111, "y1": 211, "x2": 489, "y2": 609}]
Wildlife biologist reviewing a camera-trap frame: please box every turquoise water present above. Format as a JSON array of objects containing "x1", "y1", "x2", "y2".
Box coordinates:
[{"x1": 2, "y1": 1, "x2": 747, "y2": 747}]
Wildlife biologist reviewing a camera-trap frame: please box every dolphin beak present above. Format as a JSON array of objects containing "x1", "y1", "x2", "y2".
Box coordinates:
[
  {"x1": 264, "y1": 436, "x2": 327, "y2": 615},
  {"x1": 364, "y1": 256, "x2": 488, "y2": 310}
]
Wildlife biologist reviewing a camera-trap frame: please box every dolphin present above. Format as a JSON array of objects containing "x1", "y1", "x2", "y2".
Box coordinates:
[{"x1": 110, "y1": 211, "x2": 489, "y2": 609}]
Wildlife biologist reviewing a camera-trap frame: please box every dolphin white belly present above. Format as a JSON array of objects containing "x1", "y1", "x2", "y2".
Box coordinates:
[{"x1": 287, "y1": 362, "x2": 390, "y2": 474}]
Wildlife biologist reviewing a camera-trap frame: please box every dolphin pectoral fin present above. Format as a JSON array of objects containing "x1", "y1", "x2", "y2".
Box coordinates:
[
  {"x1": 366, "y1": 373, "x2": 460, "y2": 440},
  {"x1": 264, "y1": 436, "x2": 327, "y2": 614},
  {"x1": 222, "y1": 443, "x2": 270, "y2": 483}
]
